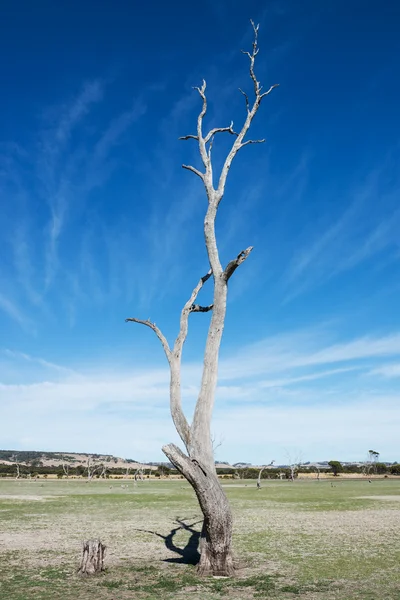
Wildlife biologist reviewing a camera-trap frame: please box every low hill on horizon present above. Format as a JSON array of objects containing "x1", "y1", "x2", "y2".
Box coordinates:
[{"x1": 0, "y1": 449, "x2": 157, "y2": 470}]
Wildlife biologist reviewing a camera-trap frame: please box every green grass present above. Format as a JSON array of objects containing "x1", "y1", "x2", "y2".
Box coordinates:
[{"x1": 0, "y1": 478, "x2": 400, "y2": 599}]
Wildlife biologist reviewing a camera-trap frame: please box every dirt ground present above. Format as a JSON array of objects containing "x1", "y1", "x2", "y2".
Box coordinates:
[{"x1": 0, "y1": 478, "x2": 399, "y2": 599}]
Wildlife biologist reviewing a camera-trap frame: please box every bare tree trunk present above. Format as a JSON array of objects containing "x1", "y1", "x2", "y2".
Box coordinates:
[
  {"x1": 78, "y1": 539, "x2": 106, "y2": 574},
  {"x1": 12, "y1": 455, "x2": 20, "y2": 480},
  {"x1": 257, "y1": 461, "x2": 274, "y2": 489},
  {"x1": 163, "y1": 444, "x2": 234, "y2": 576},
  {"x1": 257, "y1": 466, "x2": 265, "y2": 489},
  {"x1": 62, "y1": 456, "x2": 69, "y2": 479}
]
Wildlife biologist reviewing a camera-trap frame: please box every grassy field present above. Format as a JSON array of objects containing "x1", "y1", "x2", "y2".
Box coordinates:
[{"x1": 0, "y1": 477, "x2": 399, "y2": 599}]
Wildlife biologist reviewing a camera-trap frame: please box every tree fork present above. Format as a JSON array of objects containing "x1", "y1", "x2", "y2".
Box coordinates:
[{"x1": 163, "y1": 444, "x2": 234, "y2": 576}]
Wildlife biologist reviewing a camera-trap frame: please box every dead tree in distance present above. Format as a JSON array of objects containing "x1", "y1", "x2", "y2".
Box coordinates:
[
  {"x1": 62, "y1": 455, "x2": 70, "y2": 479},
  {"x1": 11, "y1": 454, "x2": 20, "y2": 480},
  {"x1": 286, "y1": 451, "x2": 303, "y2": 482},
  {"x1": 86, "y1": 456, "x2": 105, "y2": 481},
  {"x1": 134, "y1": 465, "x2": 145, "y2": 481},
  {"x1": 127, "y1": 21, "x2": 278, "y2": 576},
  {"x1": 257, "y1": 460, "x2": 275, "y2": 489}
]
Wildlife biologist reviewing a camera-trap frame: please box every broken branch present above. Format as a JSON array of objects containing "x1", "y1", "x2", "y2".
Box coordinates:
[
  {"x1": 224, "y1": 246, "x2": 253, "y2": 281},
  {"x1": 190, "y1": 304, "x2": 213, "y2": 313},
  {"x1": 179, "y1": 134, "x2": 199, "y2": 141}
]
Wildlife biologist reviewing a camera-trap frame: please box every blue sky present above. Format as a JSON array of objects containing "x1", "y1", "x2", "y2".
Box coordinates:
[{"x1": 1, "y1": 0, "x2": 399, "y2": 464}]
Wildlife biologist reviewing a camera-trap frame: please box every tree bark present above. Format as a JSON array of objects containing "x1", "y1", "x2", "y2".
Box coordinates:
[
  {"x1": 163, "y1": 443, "x2": 234, "y2": 576},
  {"x1": 78, "y1": 539, "x2": 106, "y2": 574}
]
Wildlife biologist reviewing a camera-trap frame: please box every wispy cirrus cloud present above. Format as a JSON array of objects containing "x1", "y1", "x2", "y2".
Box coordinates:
[
  {"x1": 283, "y1": 155, "x2": 400, "y2": 300},
  {"x1": 369, "y1": 363, "x2": 400, "y2": 378},
  {"x1": 0, "y1": 292, "x2": 29, "y2": 328},
  {"x1": 54, "y1": 80, "x2": 104, "y2": 144},
  {"x1": 40, "y1": 80, "x2": 105, "y2": 289},
  {"x1": 219, "y1": 327, "x2": 400, "y2": 382},
  {"x1": 1, "y1": 78, "x2": 149, "y2": 331},
  {"x1": 2, "y1": 349, "x2": 79, "y2": 376}
]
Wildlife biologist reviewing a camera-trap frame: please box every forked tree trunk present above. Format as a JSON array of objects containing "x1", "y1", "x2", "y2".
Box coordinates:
[{"x1": 163, "y1": 444, "x2": 234, "y2": 576}]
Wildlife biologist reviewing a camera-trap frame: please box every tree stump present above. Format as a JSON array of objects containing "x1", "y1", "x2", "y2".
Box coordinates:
[{"x1": 78, "y1": 539, "x2": 106, "y2": 574}]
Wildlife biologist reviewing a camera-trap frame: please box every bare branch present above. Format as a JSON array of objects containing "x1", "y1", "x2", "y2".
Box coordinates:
[
  {"x1": 174, "y1": 269, "x2": 212, "y2": 356},
  {"x1": 204, "y1": 122, "x2": 238, "y2": 144},
  {"x1": 241, "y1": 19, "x2": 262, "y2": 97},
  {"x1": 190, "y1": 304, "x2": 213, "y2": 313},
  {"x1": 224, "y1": 246, "x2": 253, "y2": 281},
  {"x1": 182, "y1": 164, "x2": 204, "y2": 180},
  {"x1": 166, "y1": 269, "x2": 213, "y2": 449},
  {"x1": 162, "y1": 443, "x2": 198, "y2": 481},
  {"x1": 179, "y1": 134, "x2": 199, "y2": 141},
  {"x1": 194, "y1": 80, "x2": 210, "y2": 173},
  {"x1": 125, "y1": 318, "x2": 171, "y2": 361},
  {"x1": 257, "y1": 460, "x2": 275, "y2": 488},
  {"x1": 215, "y1": 21, "x2": 278, "y2": 199},
  {"x1": 211, "y1": 432, "x2": 224, "y2": 452},
  {"x1": 240, "y1": 138, "x2": 265, "y2": 147},
  {"x1": 260, "y1": 83, "x2": 280, "y2": 98}
]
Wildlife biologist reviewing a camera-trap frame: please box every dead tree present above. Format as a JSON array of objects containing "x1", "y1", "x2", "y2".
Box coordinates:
[
  {"x1": 126, "y1": 21, "x2": 278, "y2": 576},
  {"x1": 134, "y1": 465, "x2": 144, "y2": 481},
  {"x1": 286, "y1": 451, "x2": 303, "y2": 482},
  {"x1": 78, "y1": 539, "x2": 106, "y2": 574},
  {"x1": 62, "y1": 456, "x2": 70, "y2": 479},
  {"x1": 86, "y1": 456, "x2": 104, "y2": 480},
  {"x1": 11, "y1": 454, "x2": 20, "y2": 480},
  {"x1": 257, "y1": 460, "x2": 275, "y2": 489}
]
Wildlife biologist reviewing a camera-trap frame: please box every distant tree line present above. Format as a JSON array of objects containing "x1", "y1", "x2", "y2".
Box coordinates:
[
  {"x1": 0, "y1": 463, "x2": 174, "y2": 478},
  {"x1": 1, "y1": 456, "x2": 399, "y2": 478},
  {"x1": 215, "y1": 464, "x2": 400, "y2": 478},
  {"x1": 0, "y1": 450, "x2": 136, "y2": 465}
]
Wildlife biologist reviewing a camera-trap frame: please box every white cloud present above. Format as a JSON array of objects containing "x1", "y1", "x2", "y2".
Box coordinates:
[
  {"x1": 55, "y1": 80, "x2": 104, "y2": 144},
  {"x1": 219, "y1": 329, "x2": 400, "y2": 381},
  {"x1": 0, "y1": 292, "x2": 32, "y2": 331},
  {"x1": 283, "y1": 156, "x2": 400, "y2": 300},
  {"x1": 370, "y1": 363, "x2": 400, "y2": 378},
  {"x1": 1, "y1": 326, "x2": 400, "y2": 462}
]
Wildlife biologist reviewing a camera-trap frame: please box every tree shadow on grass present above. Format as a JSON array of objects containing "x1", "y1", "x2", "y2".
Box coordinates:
[{"x1": 135, "y1": 518, "x2": 202, "y2": 565}]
